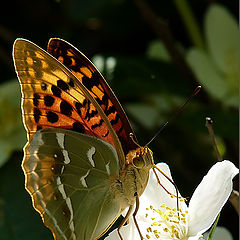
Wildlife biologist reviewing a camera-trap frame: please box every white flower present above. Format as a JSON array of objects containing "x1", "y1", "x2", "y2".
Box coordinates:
[{"x1": 106, "y1": 160, "x2": 238, "y2": 240}]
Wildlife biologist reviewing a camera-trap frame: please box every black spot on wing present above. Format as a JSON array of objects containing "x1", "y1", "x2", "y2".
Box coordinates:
[
  {"x1": 51, "y1": 85, "x2": 61, "y2": 97},
  {"x1": 81, "y1": 72, "x2": 100, "y2": 90},
  {"x1": 57, "y1": 80, "x2": 69, "y2": 91},
  {"x1": 91, "y1": 71, "x2": 101, "y2": 86},
  {"x1": 75, "y1": 102, "x2": 82, "y2": 116},
  {"x1": 60, "y1": 100, "x2": 73, "y2": 116},
  {"x1": 72, "y1": 122, "x2": 85, "y2": 133},
  {"x1": 34, "y1": 108, "x2": 41, "y2": 123},
  {"x1": 44, "y1": 95, "x2": 55, "y2": 107},
  {"x1": 33, "y1": 93, "x2": 40, "y2": 107},
  {"x1": 47, "y1": 111, "x2": 59, "y2": 123},
  {"x1": 75, "y1": 99, "x2": 88, "y2": 116},
  {"x1": 62, "y1": 56, "x2": 72, "y2": 67},
  {"x1": 82, "y1": 76, "x2": 92, "y2": 90}
]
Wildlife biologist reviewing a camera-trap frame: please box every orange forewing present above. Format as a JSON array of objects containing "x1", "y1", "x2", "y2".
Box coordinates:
[
  {"x1": 47, "y1": 38, "x2": 138, "y2": 154},
  {"x1": 13, "y1": 39, "x2": 119, "y2": 153}
]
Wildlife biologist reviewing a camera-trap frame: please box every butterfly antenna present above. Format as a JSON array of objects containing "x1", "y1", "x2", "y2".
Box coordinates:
[
  {"x1": 145, "y1": 86, "x2": 201, "y2": 147},
  {"x1": 129, "y1": 133, "x2": 141, "y2": 148}
]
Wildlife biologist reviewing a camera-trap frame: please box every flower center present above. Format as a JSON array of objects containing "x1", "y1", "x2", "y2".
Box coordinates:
[{"x1": 144, "y1": 199, "x2": 188, "y2": 240}]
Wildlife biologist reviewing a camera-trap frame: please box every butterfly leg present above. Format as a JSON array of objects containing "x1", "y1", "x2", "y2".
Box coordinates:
[
  {"x1": 133, "y1": 193, "x2": 144, "y2": 240},
  {"x1": 153, "y1": 164, "x2": 186, "y2": 215},
  {"x1": 117, "y1": 205, "x2": 134, "y2": 240}
]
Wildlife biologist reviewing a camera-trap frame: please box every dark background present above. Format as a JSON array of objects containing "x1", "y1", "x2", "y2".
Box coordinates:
[{"x1": 0, "y1": 0, "x2": 238, "y2": 239}]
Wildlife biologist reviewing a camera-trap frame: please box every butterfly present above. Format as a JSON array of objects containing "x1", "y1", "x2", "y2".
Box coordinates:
[{"x1": 13, "y1": 38, "x2": 156, "y2": 240}]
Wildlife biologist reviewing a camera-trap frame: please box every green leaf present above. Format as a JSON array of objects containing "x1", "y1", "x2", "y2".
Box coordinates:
[
  {"x1": 0, "y1": 142, "x2": 12, "y2": 167},
  {"x1": 187, "y1": 4, "x2": 238, "y2": 107},
  {"x1": 0, "y1": 80, "x2": 26, "y2": 167},
  {"x1": 186, "y1": 48, "x2": 228, "y2": 100},
  {"x1": 205, "y1": 4, "x2": 238, "y2": 74},
  {"x1": 146, "y1": 40, "x2": 170, "y2": 62},
  {"x1": 205, "y1": 4, "x2": 238, "y2": 107}
]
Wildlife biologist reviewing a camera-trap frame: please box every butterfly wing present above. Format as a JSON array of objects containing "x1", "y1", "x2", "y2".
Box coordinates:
[
  {"x1": 23, "y1": 128, "x2": 122, "y2": 240},
  {"x1": 13, "y1": 38, "x2": 125, "y2": 166},
  {"x1": 47, "y1": 38, "x2": 138, "y2": 155},
  {"x1": 13, "y1": 39, "x2": 152, "y2": 240}
]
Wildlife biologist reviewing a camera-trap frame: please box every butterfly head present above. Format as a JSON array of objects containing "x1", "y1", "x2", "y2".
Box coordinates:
[{"x1": 126, "y1": 146, "x2": 154, "y2": 170}]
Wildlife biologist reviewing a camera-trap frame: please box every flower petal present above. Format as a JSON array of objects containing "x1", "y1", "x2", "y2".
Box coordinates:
[
  {"x1": 188, "y1": 235, "x2": 203, "y2": 240},
  {"x1": 105, "y1": 219, "x2": 146, "y2": 240},
  {"x1": 139, "y1": 162, "x2": 186, "y2": 215},
  {"x1": 188, "y1": 160, "x2": 239, "y2": 236}
]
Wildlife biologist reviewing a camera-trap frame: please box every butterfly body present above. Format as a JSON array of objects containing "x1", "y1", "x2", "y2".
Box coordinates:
[
  {"x1": 13, "y1": 38, "x2": 154, "y2": 240},
  {"x1": 111, "y1": 147, "x2": 153, "y2": 208}
]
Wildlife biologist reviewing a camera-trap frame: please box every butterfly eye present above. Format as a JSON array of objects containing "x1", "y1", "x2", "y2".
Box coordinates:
[{"x1": 132, "y1": 156, "x2": 145, "y2": 168}]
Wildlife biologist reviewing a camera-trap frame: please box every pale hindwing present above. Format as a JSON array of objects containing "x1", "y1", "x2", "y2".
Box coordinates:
[{"x1": 23, "y1": 128, "x2": 122, "y2": 240}]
